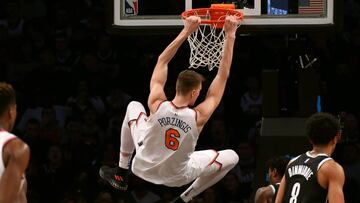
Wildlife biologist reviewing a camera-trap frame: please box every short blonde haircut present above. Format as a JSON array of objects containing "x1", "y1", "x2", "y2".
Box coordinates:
[{"x1": 176, "y1": 70, "x2": 205, "y2": 95}]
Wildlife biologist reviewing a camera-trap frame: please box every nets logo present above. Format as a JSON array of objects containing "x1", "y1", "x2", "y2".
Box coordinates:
[{"x1": 124, "y1": 0, "x2": 138, "y2": 15}]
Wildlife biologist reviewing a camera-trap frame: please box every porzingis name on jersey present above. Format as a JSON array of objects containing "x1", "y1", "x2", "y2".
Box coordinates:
[
  {"x1": 158, "y1": 117, "x2": 192, "y2": 133},
  {"x1": 288, "y1": 165, "x2": 314, "y2": 180}
]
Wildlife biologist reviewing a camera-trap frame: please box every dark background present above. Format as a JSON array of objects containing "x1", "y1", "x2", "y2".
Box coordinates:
[{"x1": 0, "y1": 0, "x2": 359, "y2": 203}]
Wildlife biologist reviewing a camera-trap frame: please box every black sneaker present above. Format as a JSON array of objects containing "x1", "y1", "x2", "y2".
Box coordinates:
[
  {"x1": 170, "y1": 196, "x2": 184, "y2": 203},
  {"x1": 99, "y1": 165, "x2": 128, "y2": 191}
]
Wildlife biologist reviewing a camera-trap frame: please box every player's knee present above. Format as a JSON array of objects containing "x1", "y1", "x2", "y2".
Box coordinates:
[
  {"x1": 127, "y1": 101, "x2": 144, "y2": 113},
  {"x1": 223, "y1": 149, "x2": 239, "y2": 167},
  {"x1": 127, "y1": 101, "x2": 141, "y2": 109},
  {"x1": 230, "y1": 150, "x2": 239, "y2": 166}
]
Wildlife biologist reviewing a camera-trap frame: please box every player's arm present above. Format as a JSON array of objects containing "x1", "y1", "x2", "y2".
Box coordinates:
[
  {"x1": 194, "y1": 16, "x2": 240, "y2": 130},
  {"x1": 274, "y1": 177, "x2": 286, "y2": 203},
  {"x1": 147, "y1": 16, "x2": 201, "y2": 114},
  {"x1": 319, "y1": 161, "x2": 345, "y2": 203},
  {"x1": 0, "y1": 139, "x2": 30, "y2": 203},
  {"x1": 255, "y1": 186, "x2": 275, "y2": 203}
]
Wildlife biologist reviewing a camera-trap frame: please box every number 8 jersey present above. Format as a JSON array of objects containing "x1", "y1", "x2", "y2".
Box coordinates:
[
  {"x1": 131, "y1": 101, "x2": 199, "y2": 187},
  {"x1": 283, "y1": 152, "x2": 332, "y2": 203}
]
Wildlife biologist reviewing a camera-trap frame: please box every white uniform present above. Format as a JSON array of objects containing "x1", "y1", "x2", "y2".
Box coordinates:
[
  {"x1": 130, "y1": 101, "x2": 219, "y2": 187},
  {"x1": 0, "y1": 131, "x2": 17, "y2": 180}
]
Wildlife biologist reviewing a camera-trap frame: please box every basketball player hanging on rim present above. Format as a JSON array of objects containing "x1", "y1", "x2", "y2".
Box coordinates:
[
  {"x1": 275, "y1": 112, "x2": 345, "y2": 203},
  {"x1": 0, "y1": 82, "x2": 30, "y2": 203},
  {"x1": 100, "y1": 15, "x2": 241, "y2": 202}
]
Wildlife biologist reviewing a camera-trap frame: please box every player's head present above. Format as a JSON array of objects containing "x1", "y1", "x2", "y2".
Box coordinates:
[
  {"x1": 176, "y1": 70, "x2": 204, "y2": 106},
  {"x1": 305, "y1": 112, "x2": 340, "y2": 147},
  {"x1": 0, "y1": 82, "x2": 17, "y2": 131},
  {"x1": 267, "y1": 155, "x2": 290, "y2": 184}
]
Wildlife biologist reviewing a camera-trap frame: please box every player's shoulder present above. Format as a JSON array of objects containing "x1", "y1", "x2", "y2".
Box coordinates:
[
  {"x1": 257, "y1": 185, "x2": 275, "y2": 196},
  {"x1": 0, "y1": 131, "x2": 19, "y2": 145},
  {"x1": 318, "y1": 159, "x2": 344, "y2": 179},
  {"x1": 287, "y1": 154, "x2": 302, "y2": 165},
  {"x1": 319, "y1": 159, "x2": 343, "y2": 171},
  {"x1": 255, "y1": 185, "x2": 274, "y2": 202},
  {"x1": 1, "y1": 132, "x2": 29, "y2": 156}
]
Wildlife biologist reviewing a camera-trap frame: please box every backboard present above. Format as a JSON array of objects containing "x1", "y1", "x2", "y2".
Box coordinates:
[{"x1": 111, "y1": 0, "x2": 340, "y2": 32}]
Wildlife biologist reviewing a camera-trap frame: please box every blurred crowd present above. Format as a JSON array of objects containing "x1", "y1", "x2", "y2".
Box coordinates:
[{"x1": 0, "y1": 0, "x2": 359, "y2": 203}]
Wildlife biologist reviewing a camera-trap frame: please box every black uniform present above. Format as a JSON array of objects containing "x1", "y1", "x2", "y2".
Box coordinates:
[{"x1": 283, "y1": 152, "x2": 332, "y2": 203}]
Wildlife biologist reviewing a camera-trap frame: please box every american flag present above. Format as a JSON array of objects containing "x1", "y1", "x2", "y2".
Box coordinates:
[{"x1": 298, "y1": 0, "x2": 325, "y2": 14}]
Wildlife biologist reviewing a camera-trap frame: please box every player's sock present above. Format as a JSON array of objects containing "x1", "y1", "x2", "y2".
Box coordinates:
[
  {"x1": 119, "y1": 152, "x2": 132, "y2": 169},
  {"x1": 180, "y1": 186, "x2": 197, "y2": 202}
]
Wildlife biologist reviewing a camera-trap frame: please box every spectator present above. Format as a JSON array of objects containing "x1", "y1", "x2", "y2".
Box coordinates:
[
  {"x1": 39, "y1": 145, "x2": 72, "y2": 202},
  {"x1": 233, "y1": 141, "x2": 256, "y2": 200},
  {"x1": 240, "y1": 76, "x2": 262, "y2": 118},
  {"x1": 0, "y1": 1, "x2": 25, "y2": 37},
  {"x1": 66, "y1": 80, "x2": 106, "y2": 115},
  {"x1": 339, "y1": 142, "x2": 360, "y2": 203},
  {"x1": 221, "y1": 173, "x2": 243, "y2": 203},
  {"x1": 22, "y1": 0, "x2": 47, "y2": 21}
]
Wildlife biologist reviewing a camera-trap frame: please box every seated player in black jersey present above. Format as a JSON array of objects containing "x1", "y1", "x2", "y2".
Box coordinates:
[{"x1": 255, "y1": 155, "x2": 290, "y2": 203}]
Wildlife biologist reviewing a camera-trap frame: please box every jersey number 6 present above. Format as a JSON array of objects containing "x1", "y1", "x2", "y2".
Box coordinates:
[{"x1": 165, "y1": 128, "x2": 180, "y2": 151}]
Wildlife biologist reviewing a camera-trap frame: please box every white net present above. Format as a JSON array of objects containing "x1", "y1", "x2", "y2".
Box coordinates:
[
  {"x1": 187, "y1": 24, "x2": 226, "y2": 71},
  {"x1": 183, "y1": 6, "x2": 243, "y2": 71}
]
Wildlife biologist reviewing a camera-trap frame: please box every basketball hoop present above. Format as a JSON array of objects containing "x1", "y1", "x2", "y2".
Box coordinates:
[{"x1": 182, "y1": 4, "x2": 244, "y2": 71}]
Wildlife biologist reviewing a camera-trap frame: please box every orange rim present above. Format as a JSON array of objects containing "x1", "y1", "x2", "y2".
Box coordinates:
[{"x1": 181, "y1": 8, "x2": 244, "y2": 25}]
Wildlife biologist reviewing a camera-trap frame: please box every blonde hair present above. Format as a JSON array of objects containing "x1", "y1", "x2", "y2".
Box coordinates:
[{"x1": 176, "y1": 70, "x2": 204, "y2": 95}]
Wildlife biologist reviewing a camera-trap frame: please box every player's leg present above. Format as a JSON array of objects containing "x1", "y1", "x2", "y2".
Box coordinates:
[
  {"x1": 177, "y1": 149, "x2": 239, "y2": 202},
  {"x1": 100, "y1": 101, "x2": 147, "y2": 190},
  {"x1": 118, "y1": 101, "x2": 147, "y2": 169}
]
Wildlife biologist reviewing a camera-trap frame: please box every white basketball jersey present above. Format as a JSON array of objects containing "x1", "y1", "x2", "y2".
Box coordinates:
[
  {"x1": 131, "y1": 101, "x2": 199, "y2": 186},
  {"x1": 0, "y1": 131, "x2": 17, "y2": 180}
]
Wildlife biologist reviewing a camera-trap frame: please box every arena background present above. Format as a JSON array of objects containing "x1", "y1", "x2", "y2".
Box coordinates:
[{"x1": 0, "y1": 0, "x2": 359, "y2": 202}]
